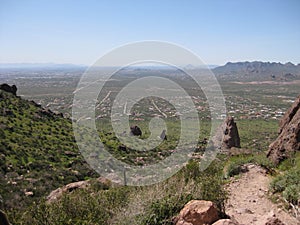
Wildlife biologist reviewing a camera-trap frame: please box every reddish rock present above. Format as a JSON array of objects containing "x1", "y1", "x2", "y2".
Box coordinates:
[
  {"x1": 267, "y1": 95, "x2": 300, "y2": 164},
  {"x1": 176, "y1": 200, "x2": 219, "y2": 225}
]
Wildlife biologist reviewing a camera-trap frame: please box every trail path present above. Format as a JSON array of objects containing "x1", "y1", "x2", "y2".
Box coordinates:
[{"x1": 225, "y1": 164, "x2": 299, "y2": 225}]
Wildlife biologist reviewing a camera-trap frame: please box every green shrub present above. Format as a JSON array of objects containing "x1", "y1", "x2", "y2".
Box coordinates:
[
  {"x1": 270, "y1": 167, "x2": 300, "y2": 205},
  {"x1": 18, "y1": 187, "x2": 130, "y2": 225},
  {"x1": 224, "y1": 154, "x2": 275, "y2": 178},
  {"x1": 141, "y1": 194, "x2": 193, "y2": 225},
  {"x1": 283, "y1": 185, "x2": 300, "y2": 205}
]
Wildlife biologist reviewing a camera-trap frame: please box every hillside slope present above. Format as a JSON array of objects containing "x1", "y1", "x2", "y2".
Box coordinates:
[{"x1": 0, "y1": 88, "x2": 96, "y2": 210}]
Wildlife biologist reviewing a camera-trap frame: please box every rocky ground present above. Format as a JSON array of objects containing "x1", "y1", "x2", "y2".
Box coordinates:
[{"x1": 225, "y1": 164, "x2": 299, "y2": 225}]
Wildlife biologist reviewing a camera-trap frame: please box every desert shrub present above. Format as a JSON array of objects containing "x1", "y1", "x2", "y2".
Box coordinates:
[
  {"x1": 270, "y1": 167, "x2": 300, "y2": 205},
  {"x1": 278, "y1": 152, "x2": 300, "y2": 171},
  {"x1": 136, "y1": 160, "x2": 227, "y2": 225},
  {"x1": 18, "y1": 186, "x2": 130, "y2": 225},
  {"x1": 224, "y1": 154, "x2": 275, "y2": 178},
  {"x1": 141, "y1": 194, "x2": 193, "y2": 225}
]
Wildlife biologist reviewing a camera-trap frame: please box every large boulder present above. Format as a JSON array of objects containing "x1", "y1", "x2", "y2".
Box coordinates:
[
  {"x1": 176, "y1": 200, "x2": 219, "y2": 225},
  {"x1": 267, "y1": 95, "x2": 300, "y2": 164},
  {"x1": 130, "y1": 125, "x2": 142, "y2": 136},
  {"x1": 0, "y1": 83, "x2": 17, "y2": 96}
]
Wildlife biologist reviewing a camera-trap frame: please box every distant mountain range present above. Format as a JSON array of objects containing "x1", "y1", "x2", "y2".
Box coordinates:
[
  {"x1": 213, "y1": 61, "x2": 300, "y2": 80},
  {"x1": 1, "y1": 61, "x2": 300, "y2": 81}
]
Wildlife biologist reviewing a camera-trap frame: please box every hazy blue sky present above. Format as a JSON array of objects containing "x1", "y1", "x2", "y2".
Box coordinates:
[{"x1": 0, "y1": 0, "x2": 299, "y2": 65}]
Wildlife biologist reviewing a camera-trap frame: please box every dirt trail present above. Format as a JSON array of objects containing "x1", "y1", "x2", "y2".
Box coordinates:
[{"x1": 225, "y1": 164, "x2": 299, "y2": 225}]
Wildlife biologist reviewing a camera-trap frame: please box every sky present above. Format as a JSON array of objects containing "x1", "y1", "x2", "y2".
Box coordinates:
[{"x1": 0, "y1": 0, "x2": 299, "y2": 66}]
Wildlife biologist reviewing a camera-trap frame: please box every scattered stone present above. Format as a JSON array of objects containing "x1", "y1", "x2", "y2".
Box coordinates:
[
  {"x1": 175, "y1": 200, "x2": 219, "y2": 225},
  {"x1": 25, "y1": 191, "x2": 34, "y2": 196},
  {"x1": 236, "y1": 208, "x2": 253, "y2": 214},
  {"x1": 267, "y1": 95, "x2": 300, "y2": 164},
  {"x1": 64, "y1": 151, "x2": 77, "y2": 157},
  {"x1": 265, "y1": 217, "x2": 285, "y2": 225},
  {"x1": 29, "y1": 100, "x2": 41, "y2": 107},
  {"x1": 130, "y1": 125, "x2": 142, "y2": 136},
  {"x1": 118, "y1": 145, "x2": 127, "y2": 152},
  {"x1": 39, "y1": 109, "x2": 55, "y2": 118},
  {"x1": 0, "y1": 83, "x2": 17, "y2": 96}
]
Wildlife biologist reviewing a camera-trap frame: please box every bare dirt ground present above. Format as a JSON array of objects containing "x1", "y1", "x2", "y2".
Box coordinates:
[{"x1": 225, "y1": 164, "x2": 299, "y2": 225}]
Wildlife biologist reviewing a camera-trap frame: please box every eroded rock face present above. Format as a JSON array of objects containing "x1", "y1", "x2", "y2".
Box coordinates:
[
  {"x1": 222, "y1": 117, "x2": 241, "y2": 149},
  {"x1": 267, "y1": 95, "x2": 300, "y2": 165},
  {"x1": 130, "y1": 125, "x2": 142, "y2": 136},
  {"x1": 0, "y1": 83, "x2": 17, "y2": 96},
  {"x1": 175, "y1": 200, "x2": 219, "y2": 225}
]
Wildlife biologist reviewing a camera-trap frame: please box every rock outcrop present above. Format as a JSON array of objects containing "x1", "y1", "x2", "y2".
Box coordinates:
[
  {"x1": 212, "y1": 117, "x2": 241, "y2": 152},
  {"x1": 47, "y1": 177, "x2": 111, "y2": 203},
  {"x1": 130, "y1": 125, "x2": 142, "y2": 136},
  {"x1": 0, "y1": 83, "x2": 17, "y2": 96},
  {"x1": 267, "y1": 95, "x2": 300, "y2": 164},
  {"x1": 47, "y1": 180, "x2": 89, "y2": 202},
  {"x1": 175, "y1": 200, "x2": 219, "y2": 225},
  {"x1": 160, "y1": 129, "x2": 167, "y2": 140},
  {"x1": 0, "y1": 210, "x2": 10, "y2": 225},
  {"x1": 221, "y1": 117, "x2": 240, "y2": 149}
]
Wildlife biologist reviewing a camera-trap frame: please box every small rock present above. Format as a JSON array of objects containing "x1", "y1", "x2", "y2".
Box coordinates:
[
  {"x1": 25, "y1": 191, "x2": 34, "y2": 196},
  {"x1": 236, "y1": 208, "x2": 253, "y2": 214},
  {"x1": 212, "y1": 219, "x2": 239, "y2": 225},
  {"x1": 130, "y1": 125, "x2": 142, "y2": 136},
  {"x1": 265, "y1": 217, "x2": 285, "y2": 225}
]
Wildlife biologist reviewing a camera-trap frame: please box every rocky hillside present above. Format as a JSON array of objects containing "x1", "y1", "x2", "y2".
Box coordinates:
[
  {"x1": 0, "y1": 85, "x2": 96, "y2": 210},
  {"x1": 267, "y1": 95, "x2": 300, "y2": 164},
  {"x1": 213, "y1": 61, "x2": 300, "y2": 81}
]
